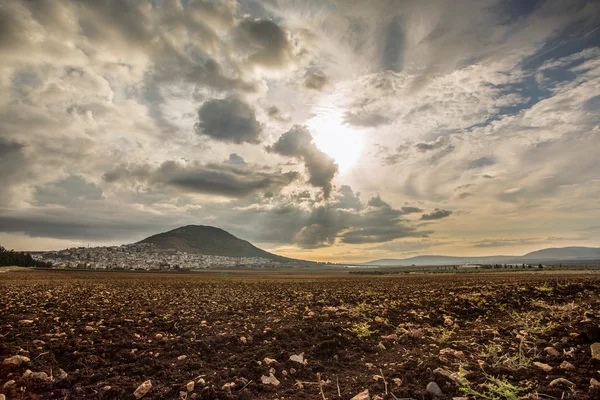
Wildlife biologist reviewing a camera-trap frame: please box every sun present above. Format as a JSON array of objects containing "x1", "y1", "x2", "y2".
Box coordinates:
[{"x1": 308, "y1": 110, "x2": 364, "y2": 173}]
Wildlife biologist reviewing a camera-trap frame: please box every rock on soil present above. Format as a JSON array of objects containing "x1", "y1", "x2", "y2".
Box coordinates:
[
  {"x1": 2, "y1": 355, "x2": 30, "y2": 366},
  {"x1": 544, "y1": 347, "x2": 560, "y2": 357},
  {"x1": 2, "y1": 380, "x2": 16, "y2": 395},
  {"x1": 289, "y1": 353, "x2": 305, "y2": 364},
  {"x1": 533, "y1": 362, "x2": 553, "y2": 372},
  {"x1": 433, "y1": 367, "x2": 462, "y2": 385},
  {"x1": 133, "y1": 380, "x2": 152, "y2": 399},
  {"x1": 591, "y1": 378, "x2": 600, "y2": 388},
  {"x1": 261, "y1": 373, "x2": 280, "y2": 386},
  {"x1": 186, "y1": 381, "x2": 194, "y2": 392},
  {"x1": 22, "y1": 370, "x2": 51, "y2": 381},
  {"x1": 560, "y1": 361, "x2": 575, "y2": 370},
  {"x1": 549, "y1": 378, "x2": 574, "y2": 388},
  {"x1": 591, "y1": 343, "x2": 600, "y2": 360},
  {"x1": 426, "y1": 381, "x2": 443, "y2": 396},
  {"x1": 350, "y1": 389, "x2": 370, "y2": 400}
]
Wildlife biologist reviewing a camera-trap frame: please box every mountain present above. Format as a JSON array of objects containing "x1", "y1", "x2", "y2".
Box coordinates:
[
  {"x1": 363, "y1": 247, "x2": 600, "y2": 266},
  {"x1": 363, "y1": 255, "x2": 514, "y2": 266},
  {"x1": 138, "y1": 225, "x2": 293, "y2": 262},
  {"x1": 520, "y1": 247, "x2": 600, "y2": 260}
]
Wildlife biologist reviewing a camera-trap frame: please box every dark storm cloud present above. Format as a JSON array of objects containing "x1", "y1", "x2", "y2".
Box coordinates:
[
  {"x1": 341, "y1": 226, "x2": 425, "y2": 244},
  {"x1": 457, "y1": 192, "x2": 474, "y2": 199},
  {"x1": 105, "y1": 161, "x2": 298, "y2": 198},
  {"x1": 336, "y1": 185, "x2": 362, "y2": 210},
  {"x1": 227, "y1": 153, "x2": 245, "y2": 165},
  {"x1": 294, "y1": 192, "x2": 429, "y2": 248},
  {"x1": 195, "y1": 97, "x2": 262, "y2": 144},
  {"x1": 153, "y1": 57, "x2": 256, "y2": 93},
  {"x1": 0, "y1": 138, "x2": 27, "y2": 201},
  {"x1": 304, "y1": 71, "x2": 328, "y2": 90},
  {"x1": 267, "y1": 125, "x2": 338, "y2": 198},
  {"x1": 401, "y1": 206, "x2": 423, "y2": 214},
  {"x1": 211, "y1": 186, "x2": 430, "y2": 249},
  {"x1": 266, "y1": 106, "x2": 290, "y2": 122},
  {"x1": 467, "y1": 156, "x2": 496, "y2": 169},
  {"x1": 421, "y1": 208, "x2": 453, "y2": 220},
  {"x1": 382, "y1": 15, "x2": 404, "y2": 72},
  {"x1": 34, "y1": 175, "x2": 104, "y2": 206},
  {"x1": 0, "y1": 206, "x2": 175, "y2": 242},
  {"x1": 234, "y1": 17, "x2": 293, "y2": 68}
]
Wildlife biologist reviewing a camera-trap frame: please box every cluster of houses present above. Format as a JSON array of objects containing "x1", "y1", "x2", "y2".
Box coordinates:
[{"x1": 32, "y1": 243, "x2": 284, "y2": 270}]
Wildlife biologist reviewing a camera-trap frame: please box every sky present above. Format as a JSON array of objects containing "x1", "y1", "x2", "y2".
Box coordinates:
[{"x1": 1, "y1": 0, "x2": 599, "y2": 262}]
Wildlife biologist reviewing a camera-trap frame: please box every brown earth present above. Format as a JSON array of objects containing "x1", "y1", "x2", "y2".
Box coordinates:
[{"x1": 1, "y1": 270, "x2": 600, "y2": 399}]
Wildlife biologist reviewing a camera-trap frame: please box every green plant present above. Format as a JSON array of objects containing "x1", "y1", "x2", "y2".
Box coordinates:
[
  {"x1": 458, "y1": 367, "x2": 531, "y2": 400},
  {"x1": 348, "y1": 322, "x2": 374, "y2": 338},
  {"x1": 535, "y1": 285, "x2": 553, "y2": 292},
  {"x1": 511, "y1": 311, "x2": 558, "y2": 336},
  {"x1": 428, "y1": 327, "x2": 454, "y2": 344},
  {"x1": 480, "y1": 342, "x2": 503, "y2": 367},
  {"x1": 352, "y1": 302, "x2": 372, "y2": 315}
]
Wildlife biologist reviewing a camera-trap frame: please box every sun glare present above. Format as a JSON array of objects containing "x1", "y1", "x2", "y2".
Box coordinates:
[{"x1": 308, "y1": 110, "x2": 364, "y2": 173}]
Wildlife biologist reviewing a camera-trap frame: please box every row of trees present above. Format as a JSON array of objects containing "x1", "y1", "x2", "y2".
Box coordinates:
[{"x1": 0, "y1": 246, "x2": 53, "y2": 268}]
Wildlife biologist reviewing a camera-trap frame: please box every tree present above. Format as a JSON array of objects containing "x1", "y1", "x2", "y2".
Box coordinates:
[{"x1": 0, "y1": 246, "x2": 53, "y2": 268}]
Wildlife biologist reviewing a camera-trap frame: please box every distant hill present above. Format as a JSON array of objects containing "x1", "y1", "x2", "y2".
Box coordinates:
[
  {"x1": 363, "y1": 247, "x2": 600, "y2": 266},
  {"x1": 520, "y1": 247, "x2": 600, "y2": 260},
  {"x1": 138, "y1": 225, "x2": 295, "y2": 262},
  {"x1": 364, "y1": 255, "x2": 514, "y2": 266}
]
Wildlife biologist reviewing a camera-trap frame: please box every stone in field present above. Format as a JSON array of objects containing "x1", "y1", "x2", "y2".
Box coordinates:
[
  {"x1": 549, "y1": 378, "x2": 574, "y2": 388},
  {"x1": 2, "y1": 355, "x2": 30, "y2": 366},
  {"x1": 133, "y1": 380, "x2": 152, "y2": 399},
  {"x1": 261, "y1": 373, "x2": 280, "y2": 386},
  {"x1": 591, "y1": 343, "x2": 600, "y2": 360},
  {"x1": 560, "y1": 361, "x2": 575, "y2": 370},
  {"x1": 289, "y1": 353, "x2": 305, "y2": 364},
  {"x1": 350, "y1": 389, "x2": 369, "y2": 400},
  {"x1": 544, "y1": 347, "x2": 560, "y2": 357},
  {"x1": 533, "y1": 361, "x2": 552, "y2": 372},
  {"x1": 426, "y1": 381, "x2": 443, "y2": 396}
]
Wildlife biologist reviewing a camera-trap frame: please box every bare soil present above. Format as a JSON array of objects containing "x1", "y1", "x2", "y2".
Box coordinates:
[{"x1": 1, "y1": 270, "x2": 600, "y2": 399}]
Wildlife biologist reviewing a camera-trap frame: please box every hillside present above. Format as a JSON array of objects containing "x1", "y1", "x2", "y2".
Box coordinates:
[
  {"x1": 363, "y1": 247, "x2": 600, "y2": 266},
  {"x1": 364, "y1": 255, "x2": 514, "y2": 266},
  {"x1": 138, "y1": 225, "x2": 293, "y2": 262},
  {"x1": 520, "y1": 247, "x2": 600, "y2": 260}
]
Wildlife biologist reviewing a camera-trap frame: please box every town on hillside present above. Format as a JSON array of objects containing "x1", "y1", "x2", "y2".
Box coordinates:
[{"x1": 32, "y1": 243, "x2": 292, "y2": 270}]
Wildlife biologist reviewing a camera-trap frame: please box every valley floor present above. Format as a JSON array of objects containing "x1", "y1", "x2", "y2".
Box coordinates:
[{"x1": 1, "y1": 270, "x2": 600, "y2": 399}]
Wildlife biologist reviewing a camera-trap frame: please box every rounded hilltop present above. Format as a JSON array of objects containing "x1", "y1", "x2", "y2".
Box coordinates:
[{"x1": 137, "y1": 224, "x2": 288, "y2": 261}]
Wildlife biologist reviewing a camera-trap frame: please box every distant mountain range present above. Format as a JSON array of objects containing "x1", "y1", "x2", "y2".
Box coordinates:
[
  {"x1": 138, "y1": 225, "x2": 298, "y2": 263},
  {"x1": 363, "y1": 247, "x2": 600, "y2": 266}
]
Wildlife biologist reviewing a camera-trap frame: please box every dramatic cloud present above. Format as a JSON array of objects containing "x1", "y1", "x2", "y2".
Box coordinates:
[
  {"x1": 304, "y1": 71, "x2": 328, "y2": 90},
  {"x1": 195, "y1": 97, "x2": 262, "y2": 144},
  {"x1": 234, "y1": 17, "x2": 294, "y2": 68},
  {"x1": 421, "y1": 209, "x2": 453, "y2": 220},
  {"x1": 34, "y1": 175, "x2": 104, "y2": 206},
  {"x1": 227, "y1": 153, "x2": 245, "y2": 165},
  {"x1": 225, "y1": 187, "x2": 430, "y2": 249},
  {"x1": 267, "y1": 125, "x2": 338, "y2": 198},
  {"x1": 1, "y1": 0, "x2": 599, "y2": 261},
  {"x1": 0, "y1": 138, "x2": 26, "y2": 197},
  {"x1": 467, "y1": 157, "x2": 496, "y2": 169},
  {"x1": 105, "y1": 161, "x2": 298, "y2": 198}
]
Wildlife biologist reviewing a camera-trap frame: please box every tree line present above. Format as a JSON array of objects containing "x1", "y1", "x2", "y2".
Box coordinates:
[{"x1": 0, "y1": 246, "x2": 53, "y2": 268}]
